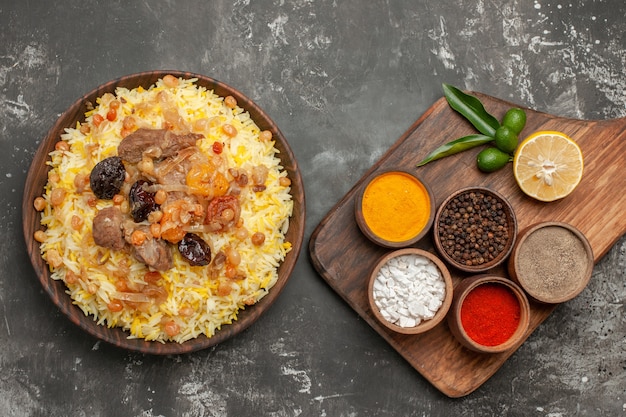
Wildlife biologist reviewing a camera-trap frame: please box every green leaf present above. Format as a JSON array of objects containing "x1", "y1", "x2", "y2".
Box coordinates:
[
  {"x1": 442, "y1": 84, "x2": 500, "y2": 137},
  {"x1": 416, "y1": 134, "x2": 493, "y2": 167}
]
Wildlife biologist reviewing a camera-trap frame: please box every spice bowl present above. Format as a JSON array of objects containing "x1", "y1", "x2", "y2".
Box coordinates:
[
  {"x1": 508, "y1": 221, "x2": 593, "y2": 304},
  {"x1": 447, "y1": 275, "x2": 530, "y2": 353},
  {"x1": 367, "y1": 248, "x2": 453, "y2": 335},
  {"x1": 433, "y1": 186, "x2": 517, "y2": 273},
  {"x1": 355, "y1": 169, "x2": 435, "y2": 248}
]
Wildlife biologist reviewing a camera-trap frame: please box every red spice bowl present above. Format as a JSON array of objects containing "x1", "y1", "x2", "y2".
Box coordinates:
[
  {"x1": 433, "y1": 186, "x2": 517, "y2": 273},
  {"x1": 447, "y1": 275, "x2": 530, "y2": 353},
  {"x1": 508, "y1": 221, "x2": 593, "y2": 304},
  {"x1": 355, "y1": 169, "x2": 435, "y2": 248},
  {"x1": 367, "y1": 248, "x2": 453, "y2": 335}
]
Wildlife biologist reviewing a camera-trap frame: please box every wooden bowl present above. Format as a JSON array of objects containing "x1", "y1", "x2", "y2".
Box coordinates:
[
  {"x1": 355, "y1": 169, "x2": 435, "y2": 248},
  {"x1": 367, "y1": 248, "x2": 453, "y2": 335},
  {"x1": 508, "y1": 221, "x2": 593, "y2": 304},
  {"x1": 433, "y1": 186, "x2": 517, "y2": 273},
  {"x1": 21, "y1": 70, "x2": 306, "y2": 355},
  {"x1": 447, "y1": 275, "x2": 530, "y2": 353}
]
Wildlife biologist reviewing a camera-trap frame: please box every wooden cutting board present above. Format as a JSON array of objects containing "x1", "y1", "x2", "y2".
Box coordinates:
[{"x1": 308, "y1": 92, "x2": 626, "y2": 398}]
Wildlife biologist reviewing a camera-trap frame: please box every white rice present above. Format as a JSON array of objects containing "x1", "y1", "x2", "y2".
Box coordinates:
[{"x1": 38, "y1": 76, "x2": 293, "y2": 343}]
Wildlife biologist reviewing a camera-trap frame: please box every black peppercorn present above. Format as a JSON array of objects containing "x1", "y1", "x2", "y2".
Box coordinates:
[{"x1": 438, "y1": 190, "x2": 510, "y2": 267}]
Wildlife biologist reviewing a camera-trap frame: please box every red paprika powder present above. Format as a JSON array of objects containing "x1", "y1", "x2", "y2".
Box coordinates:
[{"x1": 460, "y1": 283, "x2": 521, "y2": 346}]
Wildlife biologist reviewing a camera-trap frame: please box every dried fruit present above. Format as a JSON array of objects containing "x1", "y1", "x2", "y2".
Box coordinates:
[
  {"x1": 89, "y1": 156, "x2": 126, "y2": 199},
  {"x1": 129, "y1": 180, "x2": 159, "y2": 222},
  {"x1": 178, "y1": 233, "x2": 212, "y2": 266}
]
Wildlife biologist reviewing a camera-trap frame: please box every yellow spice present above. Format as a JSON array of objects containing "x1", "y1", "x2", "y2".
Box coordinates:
[{"x1": 362, "y1": 172, "x2": 430, "y2": 242}]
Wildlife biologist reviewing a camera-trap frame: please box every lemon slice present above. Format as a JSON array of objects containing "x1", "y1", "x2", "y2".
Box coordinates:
[{"x1": 513, "y1": 131, "x2": 584, "y2": 202}]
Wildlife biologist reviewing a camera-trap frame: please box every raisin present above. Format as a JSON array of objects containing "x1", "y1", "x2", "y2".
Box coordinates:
[
  {"x1": 89, "y1": 156, "x2": 126, "y2": 200},
  {"x1": 129, "y1": 180, "x2": 158, "y2": 222},
  {"x1": 205, "y1": 195, "x2": 241, "y2": 232},
  {"x1": 178, "y1": 233, "x2": 212, "y2": 266}
]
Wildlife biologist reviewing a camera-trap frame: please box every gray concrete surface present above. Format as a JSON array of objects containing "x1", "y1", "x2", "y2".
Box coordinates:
[{"x1": 1, "y1": 0, "x2": 624, "y2": 415}]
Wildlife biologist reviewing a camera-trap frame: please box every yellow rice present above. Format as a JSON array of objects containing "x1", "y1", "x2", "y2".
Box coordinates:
[{"x1": 38, "y1": 76, "x2": 293, "y2": 343}]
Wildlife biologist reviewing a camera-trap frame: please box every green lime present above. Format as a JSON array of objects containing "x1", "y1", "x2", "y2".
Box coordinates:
[
  {"x1": 476, "y1": 147, "x2": 510, "y2": 172},
  {"x1": 494, "y1": 125, "x2": 519, "y2": 154},
  {"x1": 502, "y1": 108, "x2": 526, "y2": 134}
]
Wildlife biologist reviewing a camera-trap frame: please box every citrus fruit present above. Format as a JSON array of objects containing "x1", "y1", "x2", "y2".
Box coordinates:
[
  {"x1": 494, "y1": 125, "x2": 519, "y2": 154},
  {"x1": 513, "y1": 131, "x2": 583, "y2": 202},
  {"x1": 502, "y1": 108, "x2": 526, "y2": 134},
  {"x1": 477, "y1": 147, "x2": 510, "y2": 172}
]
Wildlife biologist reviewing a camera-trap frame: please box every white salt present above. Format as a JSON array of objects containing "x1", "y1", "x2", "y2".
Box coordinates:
[{"x1": 372, "y1": 254, "x2": 446, "y2": 328}]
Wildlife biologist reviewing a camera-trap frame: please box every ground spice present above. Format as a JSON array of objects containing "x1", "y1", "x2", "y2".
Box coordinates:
[
  {"x1": 516, "y1": 226, "x2": 588, "y2": 301},
  {"x1": 362, "y1": 172, "x2": 430, "y2": 242},
  {"x1": 460, "y1": 283, "x2": 520, "y2": 346}
]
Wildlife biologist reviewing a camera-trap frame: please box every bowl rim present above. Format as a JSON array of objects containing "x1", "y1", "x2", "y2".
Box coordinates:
[
  {"x1": 354, "y1": 168, "x2": 435, "y2": 249},
  {"x1": 447, "y1": 275, "x2": 531, "y2": 353},
  {"x1": 507, "y1": 221, "x2": 593, "y2": 304},
  {"x1": 433, "y1": 186, "x2": 518, "y2": 273},
  {"x1": 21, "y1": 70, "x2": 306, "y2": 354},
  {"x1": 367, "y1": 248, "x2": 453, "y2": 335}
]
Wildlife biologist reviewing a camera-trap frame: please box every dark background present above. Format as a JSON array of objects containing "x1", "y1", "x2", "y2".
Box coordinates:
[{"x1": 1, "y1": 0, "x2": 624, "y2": 415}]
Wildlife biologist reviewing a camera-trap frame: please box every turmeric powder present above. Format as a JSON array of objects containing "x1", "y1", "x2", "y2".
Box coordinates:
[{"x1": 361, "y1": 172, "x2": 431, "y2": 242}]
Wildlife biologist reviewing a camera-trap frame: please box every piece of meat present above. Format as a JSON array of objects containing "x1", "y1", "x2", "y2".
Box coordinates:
[
  {"x1": 122, "y1": 223, "x2": 174, "y2": 271},
  {"x1": 132, "y1": 236, "x2": 173, "y2": 271},
  {"x1": 117, "y1": 128, "x2": 203, "y2": 163},
  {"x1": 92, "y1": 207, "x2": 126, "y2": 250}
]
